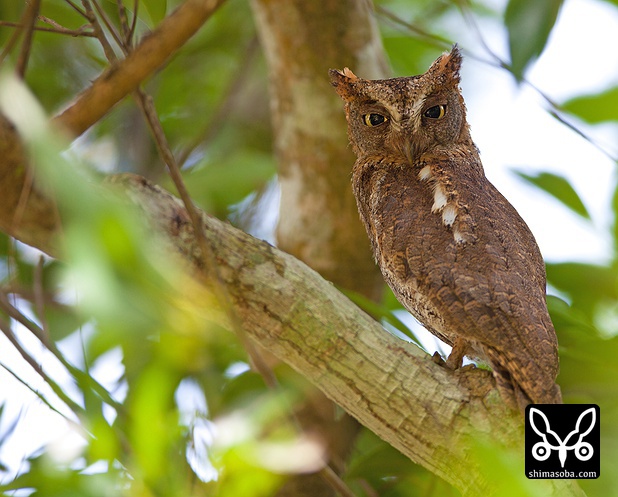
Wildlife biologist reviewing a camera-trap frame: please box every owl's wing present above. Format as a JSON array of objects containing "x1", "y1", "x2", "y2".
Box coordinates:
[
  {"x1": 423, "y1": 180, "x2": 561, "y2": 406},
  {"x1": 359, "y1": 158, "x2": 561, "y2": 407}
]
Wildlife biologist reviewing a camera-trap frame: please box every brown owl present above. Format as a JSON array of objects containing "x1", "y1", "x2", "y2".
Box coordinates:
[{"x1": 329, "y1": 46, "x2": 561, "y2": 411}]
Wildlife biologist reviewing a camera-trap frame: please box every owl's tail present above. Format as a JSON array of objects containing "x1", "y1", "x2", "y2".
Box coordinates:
[{"x1": 488, "y1": 346, "x2": 562, "y2": 412}]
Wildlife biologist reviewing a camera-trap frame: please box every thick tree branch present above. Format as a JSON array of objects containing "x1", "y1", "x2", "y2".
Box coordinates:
[
  {"x1": 52, "y1": 0, "x2": 225, "y2": 138},
  {"x1": 105, "y1": 173, "x2": 584, "y2": 497},
  {"x1": 0, "y1": 115, "x2": 60, "y2": 254},
  {"x1": 0, "y1": 114, "x2": 585, "y2": 494}
]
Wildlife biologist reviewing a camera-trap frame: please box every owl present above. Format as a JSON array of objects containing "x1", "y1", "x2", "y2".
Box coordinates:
[{"x1": 329, "y1": 46, "x2": 561, "y2": 411}]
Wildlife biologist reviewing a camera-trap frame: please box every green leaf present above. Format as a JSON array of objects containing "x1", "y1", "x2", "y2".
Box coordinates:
[
  {"x1": 597, "y1": 0, "x2": 618, "y2": 8},
  {"x1": 546, "y1": 262, "x2": 617, "y2": 317},
  {"x1": 140, "y1": 0, "x2": 168, "y2": 25},
  {"x1": 44, "y1": 305, "x2": 87, "y2": 342},
  {"x1": 562, "y1": 86, "x2": 618, "y2": 124},
  {"x1": 514, "y1": 170, "x2": 591, "y2": 220},
  {"x1": 504, "y1": 0, "x2": 563, "y2": 80}
]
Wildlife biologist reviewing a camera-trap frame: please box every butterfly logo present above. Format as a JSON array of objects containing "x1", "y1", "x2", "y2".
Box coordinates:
[{"x1": 529, "y1": 407, "x2": 596, "y2": 468}]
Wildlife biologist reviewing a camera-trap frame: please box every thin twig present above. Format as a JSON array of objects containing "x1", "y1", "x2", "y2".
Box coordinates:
[
  {"x1": 81, "y1": 0, "x2": 118, "y2": 62},
  {"x1": 319, "y1": 465, "x2": 358, "y2": 497},
  {"x1": 455, "y1": 0, "x2": 504, "y2": 67},
  {"x1": 0, "y1": 292, "x2": 52, "y2": 349},
  {"x1": 0, "y1": 291, "x2": 125, "y2": 412},
  {"x1": 90, "y1": 0, "x2": 125, "y2": 52},
  {"x1": 33, "y1": 255, "x2": 50, "y2": 340},
  {"x1": 0, "y1": 20, "x2": 96, "y2": 38},
  {"x1": 0, "y1": 316, "x2": 85, "y2": 417},
  {"x1": 129, "y1": 0, "x2": 139, "y2": 45},
  {"x1": 16, "y1": 0, "x2": 41, "y2": 78},
  {"x1": 0, "y1": 3, "x2": 27, "y2": 67},
  {"x1": 36, "y1": 16, "x2": 96, "y2": 37},
  {"x1": 375, "y1": 5, "x2": 451, "y2": 51},
  {"x1": 116, "y1": 0, "x2": 131, "y2": 49},
  {"x1": 0, "y1": 360, "x2": 83, "y2": 430},
  {"x1": 65, "y1": 0, "x2": 89, "y2": 19}
]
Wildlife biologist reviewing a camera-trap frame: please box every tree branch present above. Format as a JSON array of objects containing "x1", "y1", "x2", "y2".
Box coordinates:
[
  {"x1": 0, "y1": 115, "x2": 60, "y2": 254},
  {"x1": 0, "y1": 0, "x2": 226, "y2": 254},
  {"x1": 105, "y1": 173, "x2": 585, "y2": 497},
  {"x1": 52, "y1": 0, "x2": 226, "y2": 138},
  {"x1": 0, "y1": 112, "x2": 586, "y2": 494}
]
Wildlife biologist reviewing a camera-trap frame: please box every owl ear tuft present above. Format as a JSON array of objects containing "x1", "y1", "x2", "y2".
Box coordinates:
[
  {"x1": 428, "y1": 44, "x2": 462, "y2": 84},
  {"x1": 342, "y1": 67, "x2": 358, "y2": 80},
  {"x1": 329, "y1": 68, "x2": 360, "y2": 102}
]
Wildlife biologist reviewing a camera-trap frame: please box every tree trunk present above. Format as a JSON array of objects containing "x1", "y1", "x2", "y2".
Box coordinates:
[
  {"x1": 250, "y1": 1, "x2": 389, "y2": 493},
  {"x1": 250, "y1": 0, "x2": 388, "y2": 300}
]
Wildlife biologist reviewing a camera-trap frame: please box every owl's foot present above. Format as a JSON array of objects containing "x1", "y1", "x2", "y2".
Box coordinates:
[{"x1": 445, "y1": 337, "x2": 467, "y2": 370}]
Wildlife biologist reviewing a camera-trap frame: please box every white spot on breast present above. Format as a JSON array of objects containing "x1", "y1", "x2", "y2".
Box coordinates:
[
  {"x1": 442, "y1": 204, "x2": 457, "y2": 226},
  {"x1": 418, "y1": 165, "x2": 432, "y2": 181},
  {"x1": 453, "y1": 230, "x2": 466, "y2": 243},
  {"x1": 423, "y1": 176, "x2": 467, "y2": 243},
  {"x1": 431, "y1": 185, "x2": 447, "y2": 213}
]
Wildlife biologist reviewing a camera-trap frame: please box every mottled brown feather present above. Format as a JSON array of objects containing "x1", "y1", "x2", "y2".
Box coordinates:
[{"x1": 330, "y1": 46, "x2": 561, "y2": 411}]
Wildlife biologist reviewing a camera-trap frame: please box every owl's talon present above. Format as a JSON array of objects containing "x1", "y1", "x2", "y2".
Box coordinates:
[{"x1": 445, "y1": 337, "x2": 467, "y2": 370}]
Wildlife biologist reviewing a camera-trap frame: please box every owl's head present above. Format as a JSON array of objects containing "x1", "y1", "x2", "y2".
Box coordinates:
[{"x1": 329, "y1": 46, "x2": 471, "y2": 162}]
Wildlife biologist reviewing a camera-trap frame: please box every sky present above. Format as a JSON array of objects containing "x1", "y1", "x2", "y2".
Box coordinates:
[
  {"x1": 460, "y1": 0, "x2": 617, "y2": 265},
  {"x1": 1, "y1": 0, "x2": 618, "y2": 483}
]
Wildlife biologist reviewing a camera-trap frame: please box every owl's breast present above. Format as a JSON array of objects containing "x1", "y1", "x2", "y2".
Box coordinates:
[
  {"x1": 353, "y1": 160, "x2": 454, "y2": 273},
  {"x1": 352, "y1": 160, "x2": 467, "y2": 348},
  {"x1": 351, "y1": 156, "x2": 552, "y2": 367}
]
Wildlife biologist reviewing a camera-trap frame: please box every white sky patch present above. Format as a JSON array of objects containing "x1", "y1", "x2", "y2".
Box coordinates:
[{"x1": 461, "y1": 0, "x2": 618, "y2": 264}]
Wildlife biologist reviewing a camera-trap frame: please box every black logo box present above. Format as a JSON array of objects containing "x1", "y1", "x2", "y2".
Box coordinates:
[{"x1": 525, "y1": 404, "x2": 599, "y2": 479}]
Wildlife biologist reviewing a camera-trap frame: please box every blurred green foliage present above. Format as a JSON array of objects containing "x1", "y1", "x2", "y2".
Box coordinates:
[
  {"x1": 504, "y1": 0, "x2": 564, "y2": 80},
  {"x1": 0, "y1": 0, "x2": 617, "y2": 496},
  {"x1": 514, "y1": 171, "x2": 591, "y2": 220},
  {"x1": 563, "y1": 87, "x2": 618, "y2": 125}
]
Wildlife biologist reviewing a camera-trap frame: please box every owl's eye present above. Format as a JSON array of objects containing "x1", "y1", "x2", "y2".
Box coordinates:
[
  {"x1": 424, "y1": 105, "x2": 446, "y2": 119},
  {"x1": 363, "y1": 113, "x2": 388, "y2": 127}
]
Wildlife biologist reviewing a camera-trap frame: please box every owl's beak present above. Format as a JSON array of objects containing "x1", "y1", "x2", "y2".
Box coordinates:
[
  {"x1": 387, "y1": 120, "x2": 415, "y2": 163},
  {"x1": 405, "y1": 141, "x2": 415, "y2": 164}
]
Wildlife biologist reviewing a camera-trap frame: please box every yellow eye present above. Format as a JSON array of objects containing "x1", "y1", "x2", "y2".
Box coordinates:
[
  {"x1": 363, "y1": 113, "x2": 388, "y2": 127},
  {"x1": 424, "y1": 105, "x2": 446, "y2": 119}
]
